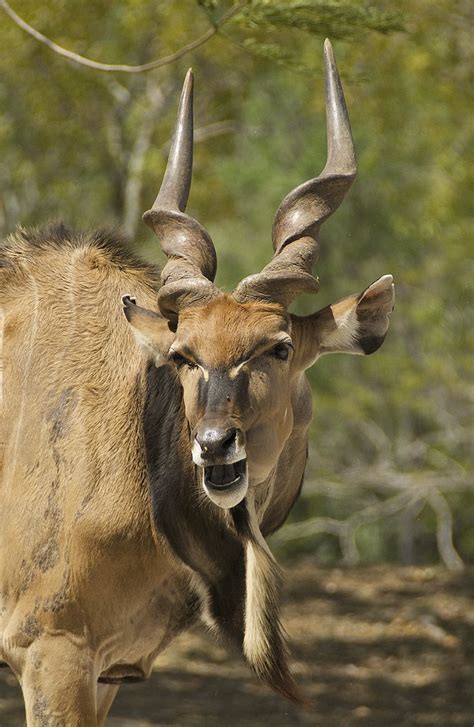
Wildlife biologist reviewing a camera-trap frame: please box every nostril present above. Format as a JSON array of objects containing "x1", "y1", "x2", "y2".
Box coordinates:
[
  {"x1": 222, "y1": 428, "x2": 237, "y2": 451},
  {"x1": 195, "y1": 426, "x2": 239, "y2": 457}
]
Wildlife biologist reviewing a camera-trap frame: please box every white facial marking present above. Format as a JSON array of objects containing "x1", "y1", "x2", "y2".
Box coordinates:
[
  {"x1": 198, "y1": 365, "x2": 209, "y2": 381},
  {"x1": 192, "y1": 438, "x2": 206, "y2": 467},
  {"x1": 228, "y1": 335, "x2": 293, "y2": 379},
  {"x1": 229, "y1": 360, "x2": 250, "y2": 379}
]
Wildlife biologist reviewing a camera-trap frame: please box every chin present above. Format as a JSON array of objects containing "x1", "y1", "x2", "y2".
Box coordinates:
[{"x1": 201, "y1": 459, "x2": 249, "y2": 509}]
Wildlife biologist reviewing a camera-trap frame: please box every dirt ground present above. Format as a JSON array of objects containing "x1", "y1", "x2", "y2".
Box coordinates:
[{"x1": 1, "y1": 563, "x2": 473, "y2": 727}]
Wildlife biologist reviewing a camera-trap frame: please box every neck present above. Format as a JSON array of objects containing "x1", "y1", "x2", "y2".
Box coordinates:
[{"x1": 141, "y1": 360, "x2": 299, "y2": 701}]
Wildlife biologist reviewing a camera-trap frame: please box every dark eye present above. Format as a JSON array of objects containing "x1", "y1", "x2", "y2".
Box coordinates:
[
  {"x1": 170, "y1": 352, "x2": 197, "y2": 370},
  {"x1": 272, "y1": 343, "x2": 290, "y2": 360}
]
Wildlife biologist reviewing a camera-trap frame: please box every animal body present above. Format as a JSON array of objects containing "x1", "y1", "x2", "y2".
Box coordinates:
[{"x1": 0, "y1": 40, "x2": 394, "y2": 724}]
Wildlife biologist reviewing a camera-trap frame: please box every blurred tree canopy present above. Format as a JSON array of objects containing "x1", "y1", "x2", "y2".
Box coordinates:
[{"x1": 0, "y1": 0, "x2": 472, "y2": 566}]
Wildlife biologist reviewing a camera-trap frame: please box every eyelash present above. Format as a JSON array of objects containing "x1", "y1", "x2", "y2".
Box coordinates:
[
  {"x1": 271, "y1": 343, "x2": 291, "y2": 360},
  {"x1": 170, "y1": 343, "x2": 292, "y2": 369},
  {"x1": 170, "y1": 352, "x2": 197, "y2": 370}
]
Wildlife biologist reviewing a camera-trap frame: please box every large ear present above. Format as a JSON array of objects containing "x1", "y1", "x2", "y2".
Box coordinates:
[
  {"x1": 291, "y1": 275, "x2": 394, "y2": 369},
  {"x1": 122, "y1": 295, "x2": 174, "y2": 366}
]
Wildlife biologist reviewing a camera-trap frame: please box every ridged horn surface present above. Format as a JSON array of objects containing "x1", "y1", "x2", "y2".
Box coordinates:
[
  {"x1": 143, "y1": 69, "x2": 219, "y2": 322},
  {"x1": 234, "y1": 39, "x2": 356, "y2": 307}
]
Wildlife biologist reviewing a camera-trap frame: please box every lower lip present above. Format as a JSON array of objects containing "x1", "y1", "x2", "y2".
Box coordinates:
[{"x1": 201, "y1": 459, "x2": 248, "y2": 508}]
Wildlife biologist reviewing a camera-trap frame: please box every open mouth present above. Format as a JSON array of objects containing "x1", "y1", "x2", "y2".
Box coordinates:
[{"x1": 204, "y1": 459, "x2": 247, "y2": 491}]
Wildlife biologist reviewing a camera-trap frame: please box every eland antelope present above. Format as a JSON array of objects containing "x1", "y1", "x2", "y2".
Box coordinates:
[{"x1": 0, "y1": 40, "x2": 394, "y2": 724}]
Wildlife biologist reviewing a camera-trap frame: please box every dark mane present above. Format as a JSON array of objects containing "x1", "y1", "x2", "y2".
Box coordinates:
[{"x1": 0, "y1": 221, "x2": 159, "y2": 284}]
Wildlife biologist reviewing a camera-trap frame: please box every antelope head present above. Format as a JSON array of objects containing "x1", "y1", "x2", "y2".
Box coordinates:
[{"x1": 124, "y1": 40, "x2": 394, "y2": 510}]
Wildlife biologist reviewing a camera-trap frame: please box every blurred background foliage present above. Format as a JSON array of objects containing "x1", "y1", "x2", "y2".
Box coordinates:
[{"x1": 0, "y1": 0, "x2": 472, "y2": 566}]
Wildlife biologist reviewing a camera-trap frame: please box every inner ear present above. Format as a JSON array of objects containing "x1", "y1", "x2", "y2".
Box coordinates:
[
  {"x1": 291, "y1": 274, "x2": 394, "y2": 368},
  {"x1": 122, "y1": 295, "x2": 174, "y2": 365}
]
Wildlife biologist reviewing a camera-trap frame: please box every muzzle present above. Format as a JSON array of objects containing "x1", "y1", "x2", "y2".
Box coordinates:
[{"x1": 192, "y1": 424, "x2": 248, "y2": 508}]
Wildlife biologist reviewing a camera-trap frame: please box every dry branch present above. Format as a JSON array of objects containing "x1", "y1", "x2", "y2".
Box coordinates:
[
  {"x1": 0, "y1": 1, "x2": 246, "y2": 73},
  {"x1": 273, "y1": 468, "x2": 472, "y2": 570},
  {"x1": 123, "y1": 81, "x2": 170, "y2": 238},
  {"x1": 427, "y1": 489, "x2": 464, "y2": 571}
]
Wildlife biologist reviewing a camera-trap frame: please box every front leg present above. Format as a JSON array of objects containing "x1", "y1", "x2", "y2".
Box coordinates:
[{"x1": 21, "y1": 635, "x2": 97, "y2": 726}]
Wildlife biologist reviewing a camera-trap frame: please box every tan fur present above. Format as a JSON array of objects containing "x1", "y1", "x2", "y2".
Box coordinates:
[
  {"x1": 243, "y1": 493, "x2": 276, "y2": 664},
  {"x1": 0, "y1": 307, "x2": 4, "y2": 485},
  {"x1": 0, "y1": 44, "x2": 395, "y2": 719},
  {"x1": 176, "y1": 297, "x2": 289, "y2": 368},
  {"x1": 1, "y1": 231, "x2": 197, "y2": 723},
  {"x1": 1, "y1": 228, "x2": 393, "y2": 722},
  {"x1": 244, "y1": 540, "x2": 272, "y2": 664}
]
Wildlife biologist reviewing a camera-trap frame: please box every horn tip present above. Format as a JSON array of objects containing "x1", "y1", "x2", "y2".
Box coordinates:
[
  {"x1": 184, "y1": 67, "x2": 194, "y2": 87},
  {"x1": 324, "y1": 38, "x2": 334, "y2": 56}
]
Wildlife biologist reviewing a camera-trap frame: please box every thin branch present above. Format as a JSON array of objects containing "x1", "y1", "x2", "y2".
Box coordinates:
[
  {"x1": 303, "y1": 470, "x2": 473, "y2": 497},
  {"x1": 273, "y1": 490, "x2": 420, "y2": 545},
  {"x1": 340, "y1": 523, "x2": 360, "y2": 566},
  {"x1": 273, "y1": 470, "x2": 468, "y2": 570},
  {"x1": 159, "y1": 120, "x2": 238, "y2": 156},
  {"x1": 273, "y1": 490, "x2": 425, "y2": 566},
  {"x1": 427, "y1": 489, "x2": 464, "y2": 571},
  {"x1": 193, "y1": 120, "x2": 239, "y2": 144},
  {"x1": 123, "y1": 82, "x2": 170, "y2": 238},
  {"x1": 0, "y1": 1, "x2": 246, "y2": 73}
]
